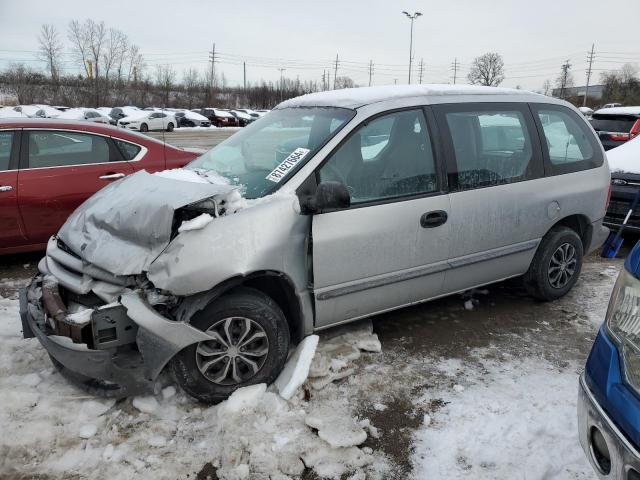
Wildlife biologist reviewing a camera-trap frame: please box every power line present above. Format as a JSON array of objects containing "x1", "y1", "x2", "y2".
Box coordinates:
[{"x1": 584, "y1": 44, "x2": 595, "y2": 107}]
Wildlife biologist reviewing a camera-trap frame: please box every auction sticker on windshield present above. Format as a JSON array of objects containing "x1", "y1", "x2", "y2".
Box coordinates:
[{"x1": 266, "y1": 148, "x2": 311, "y2": 183}]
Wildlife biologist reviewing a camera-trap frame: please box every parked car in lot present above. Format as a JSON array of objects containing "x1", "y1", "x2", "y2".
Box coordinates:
[
  {"x1": 174, "y1": 110, "x2": 211, "y2": 128},
  {"x1": 604, "y1": 137, "x2": 640, "y2": 233},
  {"x1": 579, "y1": 239, "x2": 640, "y2": 479},
  {"x1": 228, "y1": 109, "x2": 256, "y2": 127},
  {"x1": 0, "y1": 118, "x2": 197, "y2": 254},
  {"x1": 109, "y1": 106, "x2": 141, "y2": 125},
  {"x1": 20, "y1": 85, "x2": 610, "y2": 403},
  {"x1": 118, "y1": 110, "x2": 176, "y2": 132},
  {"x1": 590, "y1": 107, "x2": 640, "y2": 151},
  {"x1": 195, "y1": 108, "x2": 239, "y2": 127},
  {"x1": 56, "y1": 108, "x2": 111, "y2": 124}
]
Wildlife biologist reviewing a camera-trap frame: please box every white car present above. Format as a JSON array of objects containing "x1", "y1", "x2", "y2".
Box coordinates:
[
  {"x1": 0, "y1": 106, "x2": 29, "y2": 118},
  {"x1": 14, "y1": 105, "x2": 61, "y2": 118},
  {"x1": 118, "y1": 110, "x2": 177, "y2": 132},
  {"x1": 56, "y1": 108, "x2": 111, "y2": 124}
]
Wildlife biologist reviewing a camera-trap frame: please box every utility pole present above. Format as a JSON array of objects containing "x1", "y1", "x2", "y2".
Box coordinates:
[
  {"x1": 368, "y1": 60, "x2": 374, "y2": 87},
  {"x1": 584, "y1": 44, "x2": 595, "y2": 107},
  {"x1": 560, "y1": 59, "x2": 571, "y2": 99},
  {"x1": 418, "y1": 58, "x2": 424, "y2": 84},
  {"x1": 333, "y1": 54, "x2": 339, "y2": 90},
  {"x1": 243, "y1": 61, "x2": 246, "y2": 90},
  {"x1": 209, "y1": 42, "x2": 216, "y2": 95},
  {"x1": 402, "y1": 11, "x2": 422, "y2": 84},
  {"x1": 278, "y1": 67, "x2": 286, "y2": 101},
  {"x1": 451, "y1": 58, "x2": 459, "y2": 84}
]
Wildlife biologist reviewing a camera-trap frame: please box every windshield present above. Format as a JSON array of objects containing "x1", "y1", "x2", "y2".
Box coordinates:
[{"x1": 187, "y1": 106, "x2": 355, "y2": 198}]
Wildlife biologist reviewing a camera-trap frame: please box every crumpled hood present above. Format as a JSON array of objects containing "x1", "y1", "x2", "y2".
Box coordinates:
[{"x1": 58, "y1": 170, "x2": 237, "y2": 276}]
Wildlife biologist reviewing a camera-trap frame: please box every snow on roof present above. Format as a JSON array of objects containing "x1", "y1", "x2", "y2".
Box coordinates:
[
  {"x1": 56, "y1": 108, "x2": 87, "y2": 120},
  {"x1": 594, "y1": 106, "x2": 640, "y2": 116},
  {"x1": 0, "y1": 107, "x2": 28, "y2": 118},
  {"x1": 275, "y1": 84, "x2": 540, "y2": 109},
  {"x1": 607, "y1": 136, "x2": 640, "y2": 174}
]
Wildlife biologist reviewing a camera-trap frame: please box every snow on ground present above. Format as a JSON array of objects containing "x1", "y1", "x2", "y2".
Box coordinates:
[{"x1": 412, "y1": 349, "x2": 591, "y2": 479}]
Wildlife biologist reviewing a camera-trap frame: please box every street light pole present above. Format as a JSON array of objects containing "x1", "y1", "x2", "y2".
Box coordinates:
[{"x1": 402, "y1": 11, "x2": 422, "y2": 84}]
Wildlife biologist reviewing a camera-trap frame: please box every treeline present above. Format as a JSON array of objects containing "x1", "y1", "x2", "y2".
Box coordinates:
[
  {"x1": 0, "y1": 64, "x2": 322, "y2": 109},
  {"x1": 600, "y1": 65, "x2": 640, "y2": 106}
]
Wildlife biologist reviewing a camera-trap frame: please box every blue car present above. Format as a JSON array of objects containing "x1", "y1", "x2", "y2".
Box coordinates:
[{"x1": 580, "y1": 242, "x2": 640, "y2": 479}]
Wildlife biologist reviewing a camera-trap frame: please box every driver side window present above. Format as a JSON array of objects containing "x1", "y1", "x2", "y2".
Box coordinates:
[{"x1": 319, "y1": 109, "x2": 437, "y2": 204}]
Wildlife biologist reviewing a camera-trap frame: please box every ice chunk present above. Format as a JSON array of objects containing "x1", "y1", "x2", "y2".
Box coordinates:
[
  {"x1": 275, "y1": 335, "x2": 319, "y2": 400},
  {"x1": 79, "y1": 424, "x2": 97, "y2": 438},
  {"x1": 464, "y1": 299, "x2": 474, "y2": 311},
  {"x1": 305, "y1": 407, "x2": 367, "y2": 448},
  {"x1": 178, "y1": 213, "x2": 213, "y2": 233},
  {"x1": 162, "y1": 385, "x2": 176, "y2": 400},
  {"x1": 132, "y1": 395, "x2": 160, "y2": 414},
  {"x1": 218, "y1": 383, "x2": 266, "y2": 416}
]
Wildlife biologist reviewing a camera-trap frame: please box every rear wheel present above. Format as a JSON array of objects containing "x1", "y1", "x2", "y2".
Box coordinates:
[
  {"x1": 523, "y1": 226, "x2": 583, "y2": 301},
  {"x1": 139, "y1": 123, "x2": 149, "y2": 132},
  {"x1": 166, "y1": 122, "x2": 174, "y2": 132},
  {"x1": 170, "y1": 288, "x2": 290, "y2": 404}
]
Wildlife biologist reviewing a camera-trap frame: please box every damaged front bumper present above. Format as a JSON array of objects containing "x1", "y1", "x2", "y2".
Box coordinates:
[{"x1": 20, "y1": 274, "x2": 212, "y2": 397}]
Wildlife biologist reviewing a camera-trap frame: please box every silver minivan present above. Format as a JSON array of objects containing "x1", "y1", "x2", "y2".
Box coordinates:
[{"x1": 20, "y1": 85, "x2": 610, "y2": 403}]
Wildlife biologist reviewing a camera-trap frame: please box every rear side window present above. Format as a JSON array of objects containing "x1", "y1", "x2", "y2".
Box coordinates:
[
  {"x1": 439, "y1": 104, "x2": 541, "y2": 190},
  {"x1": 532, "y1": 104, "x2": 603, "y2": 175},
  {"x1": 0, "y1": 131, "x2": 13, "y2": 170},
  {"x1": 27, "y1": 131, "x2": 111, "y2": 168},
  {"x1": 114, "y1": 139, "x2": 142, "y2": 160}
]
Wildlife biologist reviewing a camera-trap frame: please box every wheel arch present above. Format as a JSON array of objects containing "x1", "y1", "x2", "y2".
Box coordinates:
[
  {"x1": 174, "y1": 270, "x2": 306, "y2": 343},
  {"x1": 550, "y1": 214, "x2": 592, "y2": 251}
]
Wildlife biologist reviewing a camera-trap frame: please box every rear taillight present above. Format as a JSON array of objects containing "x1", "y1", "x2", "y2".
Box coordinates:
[
  {"x1": 630, "y1": 119, "x2": 640, "y2": 139},
  {"x1": 606, "y1": 182, "x2": 613, "y2": 210},
  {"x1": 609, "y1": 132, "x2": 631, "y2": 141}
]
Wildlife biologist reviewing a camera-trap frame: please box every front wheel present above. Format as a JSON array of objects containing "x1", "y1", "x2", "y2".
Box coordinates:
[
  {"x1": 170, "y1": 288, "x2": 290, "y2": 404},
  {"x1": 166, "y1": 122, "x2": 174, "y2": 132},
  {"x1": 139, "y1": 123, "x2": 149, "y2": 132},
  {"x1": 523, "y1": 226, "x2": 583, "y2": 301}
]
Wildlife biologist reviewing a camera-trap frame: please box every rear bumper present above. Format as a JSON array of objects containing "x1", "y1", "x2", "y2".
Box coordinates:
[
  {"x1": 579, "y1": 374, "x2": 640, "y2": 479},
  {"x1": 589, "y1": 219, "x2": 611, "y2": 254}
]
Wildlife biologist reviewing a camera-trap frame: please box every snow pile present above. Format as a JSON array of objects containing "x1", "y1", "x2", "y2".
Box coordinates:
[
  {"x1": 607, "y1": 136, "x2": 640, "y2": 174},
  {"x1": 177, "y1": 213, "x2": 213, "y2": 233},
  {"x1": 412, "y1": 348, "x2": 591, "y2": 478},
  {"x1": 0, "y1": 292, "x2": 388, "y2": 480},
  {"x1": 308, "y1": 321, "x2": 381, "y2": 390},
  {"x1": 66, "y1": 308, "x2": 94, "y2": 326}
]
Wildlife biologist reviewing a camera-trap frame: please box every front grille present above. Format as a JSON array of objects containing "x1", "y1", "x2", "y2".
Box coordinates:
[{"x1": 605, "y1": 199, "x2": 640, "y2": 227}]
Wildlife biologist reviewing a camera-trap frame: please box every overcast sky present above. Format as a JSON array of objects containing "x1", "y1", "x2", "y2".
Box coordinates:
[{"x1": 1, "y1": 0, "x2": 638, "y2": 91}]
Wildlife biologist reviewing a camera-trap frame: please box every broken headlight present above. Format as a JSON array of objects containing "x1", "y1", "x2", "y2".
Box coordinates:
[{"x1": 605, "y1": 268, "x2": 640, "y2": 396}]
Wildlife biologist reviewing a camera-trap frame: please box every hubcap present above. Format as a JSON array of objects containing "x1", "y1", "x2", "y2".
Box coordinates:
[
  {"x1": 548, "y1": 242, "x2": 577, "y2": 289},
  {"x1": 195, "y1": 317, "x2": 269, "y2": 385}
]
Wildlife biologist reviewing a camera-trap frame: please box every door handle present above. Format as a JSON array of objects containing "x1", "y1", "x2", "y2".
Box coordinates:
[
  {"x1": 99, "y1": 173, "x2": 125, "y2": 180},
  {"x1": 420, "y1": 210, "x2": 448, "y2": 228},
  {"x1": 0, "y1": 185, "x2": 13, "y2": 192}
]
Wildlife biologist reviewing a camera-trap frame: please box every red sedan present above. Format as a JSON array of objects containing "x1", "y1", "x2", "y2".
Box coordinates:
[{"x1": 0, "y1": 119, "x2": 198, "y2": 254}]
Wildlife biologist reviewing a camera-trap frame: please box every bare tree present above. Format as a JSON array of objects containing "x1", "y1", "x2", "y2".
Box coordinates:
[
  {"x1": 102, "y1": 28, "x2": 129, "y2": 82},
  {"x1": 541, "y1": 79, "x2": 552, "y2": 96},
  {"x1": 68, "y1": 19, "x2": 106, "y2": 105},
  {"x1": 334, "y1": 76, "x2": 355, "y2": 89},
  {"x1": 126, "y1": 45, "x2": 144, "y2": 83},
  {"x1": 155, "y1": 64, "x2": 176, "y2": 106},
  {"x1": 555, "y1": 62, "x2": 574, "y2": 99},
  {"x1": 467, "y1": 52, "x2": 505, "y2": 87},
  {"x1": 37, "y1": 24, "x2": 64, "y2": 82},
  {"x1": 600, "y1": 64, "x2": 640, "y2": 105},
  {"x1": 1, "y1": 63, "x2": 44, "y2": 104},
  {"x1": 183, "y1": 68, "x2": 200, "y2": 108}
]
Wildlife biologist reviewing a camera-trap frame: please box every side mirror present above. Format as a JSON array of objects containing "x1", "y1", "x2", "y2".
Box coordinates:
[{"x1": 302, "y1": 181, "x2": 350, "y2": 214}]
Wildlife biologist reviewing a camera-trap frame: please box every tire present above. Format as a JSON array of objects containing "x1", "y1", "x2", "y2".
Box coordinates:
[
  {"x1": 166, "y1": 122, "x2": 174, "y2": 132},
  {"x1": 523, "y1": 226, "x2": 584, "y2": 301},
  {"x1": 140, "y1": 123, "x2": 149, "y2": 132},
  {"x1": 170, "y1": 287, "x2": 290, "y2": 404}
]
